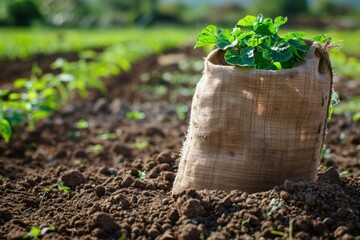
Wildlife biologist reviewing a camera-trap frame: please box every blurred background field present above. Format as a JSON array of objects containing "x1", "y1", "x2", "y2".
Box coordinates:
[{"x1": 0, "y1": 0, "x2": 359, "y2": 115}]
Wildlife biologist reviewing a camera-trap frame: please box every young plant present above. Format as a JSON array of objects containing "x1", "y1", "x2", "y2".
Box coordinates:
[
  {"x1": 75, "y1": 119, "x2": 89, "y2": 130},
  {"x1": 134, "y1": 139, "x2": 149, "y2": 149},
  {"x1": 195, "y1": 14, "x2": 330, "y2": 70},
  {"x1": 126, "y1": 111, "x2": 145, "y2": 120},
  {"x1": 138, "y1": 170, "x2": 146, "y2": 181},
  {"x1": 23, "y1": 226, "x2": 55, "y2": 240}
]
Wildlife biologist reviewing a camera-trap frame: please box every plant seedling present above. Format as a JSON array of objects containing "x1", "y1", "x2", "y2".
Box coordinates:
[
  {"x1": 97, "y1": 132, "x2": 117, "y2": 140},
  {"x1": 126, "y1": 111, "x2": 145, "y2": 120},
  {"x1": 266, "y1": 198, "x2": 285, "y2": 216},
  {"x1": 23, "y1": 226, "x2": 55, "y2": 240},
  {"x1": 41, "y1": 182, "x2": 71, "y2": 205},
  {"x1": 195, "y1": 14, "x2": 332, "y2": 70},
  {"x1": 135, "y1": 139, "x2": 149, "y2": 149},
  {"x1": 87, "y1": 144, "x2": 104, "y2": 152},
  {"x1": 138, "y1": 170, "x2": 146, "y2": 181},
  {"x1": 339, "y1": 170, "x2": 349, "y2": 177},
  {"x1": 353, "y1": 112, "x2": 360, "y2": 122},
  {"x1": 270, "y1": 230, "x2": 285, "y2": 237},
  {"x1": 75, "y1": 119, "x2": 89, "y2": 129}
]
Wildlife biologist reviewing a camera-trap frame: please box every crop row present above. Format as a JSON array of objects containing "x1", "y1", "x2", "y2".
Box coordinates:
[{"x1": 0, "y1": 28, "x2": 194, "y2": 142}]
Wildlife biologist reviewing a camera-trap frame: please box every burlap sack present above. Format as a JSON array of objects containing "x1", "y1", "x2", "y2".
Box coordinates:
[{"x1": 173, "y1": 41, "x2": 333, "y2": 194}]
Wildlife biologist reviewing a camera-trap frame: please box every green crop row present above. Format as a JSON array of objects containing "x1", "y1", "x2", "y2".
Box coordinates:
[
  {"x1": 0, "y1": 27, "x2": 195, "y2": 60},
  {"x1": 0, "y1": 28, "x2": 194, "y2": 142}
]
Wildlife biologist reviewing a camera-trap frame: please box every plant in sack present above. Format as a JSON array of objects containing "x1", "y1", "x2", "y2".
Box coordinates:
[{"x1": 172, "y1": 14, "x2": 336, "y2": 194}]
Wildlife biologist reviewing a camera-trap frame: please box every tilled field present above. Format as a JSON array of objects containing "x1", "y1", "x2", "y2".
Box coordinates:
[{"x1": 0, "y1": 47, "x2": 359, "y2": 240}]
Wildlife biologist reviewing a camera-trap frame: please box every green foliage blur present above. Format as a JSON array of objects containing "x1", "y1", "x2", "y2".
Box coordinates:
[{"x1": 0, "y1": 0, "x2": 359, "y2": 28}]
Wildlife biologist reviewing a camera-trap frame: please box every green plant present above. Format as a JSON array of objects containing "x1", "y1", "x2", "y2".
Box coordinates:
[
  {"x1": 266, "y1": 198, "x2": 285, "y2": 216},
  {"x1": 75, "y1": 119, "x2": 89, "y2": 130},
  {"x1": 0, "y1": 68, "x2": 63, "y2": 142},
  {"x1": 126, "y1": 111, "x2": 145, "y2": 120},
  {"x1": 328, "y1": 91, "x2": 340, "y2": 121},
  {"x1": 353, "y1": 112, "x2": 360, "y2": 122},
  {"x1": 270, "y1": 230, "x2": 285, "y2": 237},
  {"x1": 87, "y1": 144, "x2": 104, "y2": 152},
  {"x1": 97, "y1": 132, "x2": 117, "y2": 140},
  {"x1": 195, "y1": 14, "x2": 330, "y2": 70},
  {"x1": 135, "y1": 139, "x2": 149, "y2": 149},
  {"x1": 339, "y1": 170, "x2": 349, "y2": 177},
  {"x1": 23, "y1": 226, "x2": 55, "y2": 240},
  {"x1": 42, "y1": 182, "x2": 71, "y2": 205},
  {"x1": 57, "y1": 182, "x2": 70, "y2": 195},
  {"x1": 138, "y1": 170, "x2": 146, "y2": 181}
]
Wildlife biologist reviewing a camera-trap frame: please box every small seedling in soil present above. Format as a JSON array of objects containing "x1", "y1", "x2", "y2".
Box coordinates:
[
  {"x1": 266, "y1": 198, "x2": 285, "y2": 216},
  {"x1": 289, "y1": 219, "x2": 294, "y2": 240},
  {"x1": 57, "y1": 182, "x2": 70, "y2": 195},
  {"x1": 75, "y1": 119, "x2": 89, "y2": 129},
  {"x1": 328, "y1": 91, "x2": 340, "y2": 121},
  {"x1": 339, "y1": 170, "x2": 349, "y2": 177},
  {"x1": 23, "y1": 226, "x2": 55, "y2": 240},
  {"x1": 270, "y1": 229, "x2": 285, "y2": 237},
  {"x1": 68, "y1": 130, "x2": 81, "y2": 139},
  {"x1": 87, "y1": 144, "x2": 104, "y2": 152},
  {"x1": 176, "y1": 104, "x2": 189, "y2": 120},
  {"x1": 321, "y1": 165, "x2": 329, "y2": 172},
  {"x1": 125, "y1": 111, "x2": 145, "y2": 120},
  {"x1": 118, "y1": 232, "x2": 127, "y2": 240},
  {"x1": 353, "y1": 112, "x2": 360, "y2": 122},
  {"x1": 241, "y1": 218, "x2": 250, "y2": 225},
  {"x1": 41, "y1": 182, "x2": 71, "y2": 206},
  {"x1": 138, "y1": 170, "x2": 146, "y2": 181},
  {"x1": 321, "y1": 145, "x2": 331, "y2": 159},
  {"x1": 135, "y1": 139, "x2": 149, "y2": 149},
  {"x1": 97, "y1": 132, "x2": 117, "y2": 140}
]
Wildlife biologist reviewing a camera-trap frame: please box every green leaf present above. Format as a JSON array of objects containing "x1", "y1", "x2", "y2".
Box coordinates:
[
  {"x1": 353, "y1": 112, "x2": 360, "y2": 122},
  {"x1": 246, "y1": 35, "x2": 265, "y2": 47},
  {"x1": 240, "y1": 47, "x2": 255, "y2": 66},
  {"x1": 195, "y1": 25, "x2": 217, "y2": 48},
  {"x1": 40, "y1": 226, "x2": 56, "y2": 235},
  {"x1": 135, "y1": 139, "x2": 149, "y2": 149},
  {"x1": 270, "y1": 230, "x2": 285, "y2": 236},
  {"x1": 216, "y1": 29, "x2": 237, "y2": 50},
  {"x1": 237, "y1": 15, "x2": 257, "y2": 28},
  {"x1": 288, "y1": 38, "x2": 308, "y2": 52},
  {"x1": 312, "y1": 33, "x2": 331, "y2": 44},
  {"x1": 254, "y1": 52, "x2": 271, "y2": 69},
  {"x1": 13, "y1": 79, "x2": 28, "y2": 88},
  {"x1": 75, "y1": 119, "x2": 88, "y2": 129},
  {"x1": 254, "y1": 22, "x2": 277, "y2": 36},
  {"x1": 225, "y1": 47, "x2": 255, "y2": 67},
  {"x1": 264, "y1": 41, "x2": 292, "y2": 62},
  {"x1": 280, "y1": 58, "x2": 296, "y2": 69},
  {"x1": 31, "y1": 111, "x2": 51, "y2": 121},
  {"x1": 256, "y1": 14, "x2": 264, "y2": 23},
  {"x1": 284, "y1": 32, "x2": 306, "y2": 41},
  {"x1": 0, "y1": 118, "x2": 12, "y2": 143},
  {"x1": 126, "y1": 111, "x2": 145, "y2": 120},
  {"x1": 274, "y1": 16, "x2": 287, "y2": 26},
  {"x1": 9, "y1": 92, "x2": 21, "y2": 100}
]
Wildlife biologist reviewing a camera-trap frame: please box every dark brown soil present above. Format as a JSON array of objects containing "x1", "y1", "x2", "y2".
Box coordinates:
[{"x1": 0, "y1": 47, "x2": 360, "y2": 240}]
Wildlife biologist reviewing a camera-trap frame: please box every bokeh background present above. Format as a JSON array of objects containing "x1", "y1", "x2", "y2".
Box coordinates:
[{"x1": 0, "y1": 0, "x2": 359, "y2": 29}]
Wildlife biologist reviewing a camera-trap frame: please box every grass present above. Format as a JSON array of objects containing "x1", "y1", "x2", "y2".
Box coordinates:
[{"x1": 0, "y1": 27, "x2": 196, "y2": 60}]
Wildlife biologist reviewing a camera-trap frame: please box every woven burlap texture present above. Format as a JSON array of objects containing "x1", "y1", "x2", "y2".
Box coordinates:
[{"x1": 173, "y1": 42, "x2": 333, "y2": 194}]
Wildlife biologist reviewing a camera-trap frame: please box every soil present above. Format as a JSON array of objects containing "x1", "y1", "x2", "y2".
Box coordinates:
[{"x1": 0, "y1": 46, "x2": 360, "y2": 240}]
